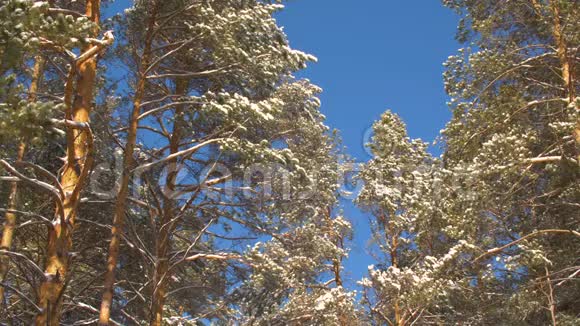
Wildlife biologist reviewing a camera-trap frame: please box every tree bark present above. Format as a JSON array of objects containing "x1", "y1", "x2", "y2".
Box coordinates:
[
  {"x1": 549, "y1": 1, "x2": 575, "y2": 103},
  {"x1": 0, "y1": 143, "x2": 26, "y2": 312},
  {"x1": 0, "y1": 55, "x2": 44, "y2": 311},
  {"x1": 320, "y1": 207, "x2": 350, "y2": 324},
  {"x1": 549, "y1": 1, "x2": 578, "y2": 159},
  {"x1": 391, "y1": 234, "x2": 402, "y2": 326},
  {"x1": 35, "y1": 1, "x2": 100, "y2": 324},
  {"x1": 149, "y1": 78, "x2": 188, "y2": 326},
  {"x1": 98, "y1": 2, "x2": 160, "y2": 325},
  {"x1": 385, "y1": 215, "x2": 403, "y2": 326}
]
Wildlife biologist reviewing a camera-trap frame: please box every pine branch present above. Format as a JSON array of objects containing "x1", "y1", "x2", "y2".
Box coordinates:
[{"x1": 473, "y1": 229, "x2": 580, "y2": 263}]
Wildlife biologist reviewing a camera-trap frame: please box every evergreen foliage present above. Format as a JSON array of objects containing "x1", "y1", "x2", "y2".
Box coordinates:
[{"x1": 0, "y1": 0, "x2": 577, "y2": 325}]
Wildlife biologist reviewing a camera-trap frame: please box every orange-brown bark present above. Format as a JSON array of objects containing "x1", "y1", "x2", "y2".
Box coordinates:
[
  {"x1": 0, "y1": 143, "x2": 26, "y2": 306},
  {"x1": 35, "y1": 1, "x2": 101, "y2": 325},
  {"x1": 0, "y1": 55, "x2": 44, "y2": 312},
  {"x1": 549, "y1": 1, "x2": 575, "y2": 103},
  {"x1": 98, "y1": 3, "x2": 160, "y2": 324},
  {"x1": 548, "y1": 1, "x2": 578, "y2": 160}
]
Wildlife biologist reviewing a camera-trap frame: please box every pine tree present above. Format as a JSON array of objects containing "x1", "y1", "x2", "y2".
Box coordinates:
[
  {"x1": 2, "y1": 1, "x2": 352, "y2": 323},
  {"x1": 1, "y1": 1, "x2": 107, "y2": 324},
  {"x1": 356, "y1": 111, "x2": 470, "y2": 325},
  {"x1": 86, "y1": 0, "x2": 353, "y2": 324},
  {"x1": 235, "y1": 130, "x2": 359, "y2": 325},
  {"x1": 36, "y1": 1, "x2": 111, "y2": 323},
  {"x1": 438, "y1": 0, "x2": 579, "y2": 323}
]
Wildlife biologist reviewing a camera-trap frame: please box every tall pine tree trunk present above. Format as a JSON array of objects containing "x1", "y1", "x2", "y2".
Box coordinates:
[
  {"x1": 548, "y1": 1, "x2": 578, "y2": 159},
  {"x1": 35, "y1": 1, "x2": 100, "y2": 324},
  {"x1": 149, "y1": 78, "x2": 187, "y2": 326},
  {"x1": 150, "y1": 224, "x2": 171, "y2": 326},
  {"x1": 0, "y1": 144, "x2": 26, "y2": 312},
  {"x1": 0, "y1": 142, "x2": 25, "y2": 303},
  {"x1": 391, "y1": 235, "x2": 402, "y2": 326},
  {"x1": 0, "y1": 56, "x2": 44, "y2": 310},
  {"x1": 549, "y1": 1, "x2": 575, "y2": 103},
  {"x1": 325, "y1": 207, "x2": 350, "y2": 326},
  {"x1": 385, "y1": 215, "x2": 402, "y2": 326},
  {"x1": 99, "y1": 3, "x2": 159, "y2": 324}
]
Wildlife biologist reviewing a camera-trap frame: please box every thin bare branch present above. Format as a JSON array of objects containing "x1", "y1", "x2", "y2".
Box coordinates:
[{"x1": 473, "y1": 229, "x2": 580, "y2": 263}]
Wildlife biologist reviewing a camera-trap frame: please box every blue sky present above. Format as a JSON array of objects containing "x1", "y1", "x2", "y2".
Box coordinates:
[{"x1": 275, "y1": 1, "x2": 461, "y2": 285}]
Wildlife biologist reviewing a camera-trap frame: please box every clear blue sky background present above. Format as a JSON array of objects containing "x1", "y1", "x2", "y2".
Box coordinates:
[
  {"x1": 274, "y1": 1, "x2": 460, "y2": 286},
  {"x1": 105, "y1": 0, "x2": 461, "y2": 289}
]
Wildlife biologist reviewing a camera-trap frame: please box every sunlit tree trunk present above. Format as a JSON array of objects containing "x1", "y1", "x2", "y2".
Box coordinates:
[
  {"x1": 550, "y1": 2, "x2": 578, "y2": 164},
  {"x1": 549, "y1": 1, "x2": 575, "y2": 103},
  {"x1": 0, "y1": 143, "x2": 25, "y2": 300},
  {"x1": 98, "y1": 2, "x2": 159, "y2": 324},
  {"x1": 35, "y1": 1, "x2": 100, "y2": 324},
  {"x1": 0, "y1": 55, "x2": 44, "y2": 310}
]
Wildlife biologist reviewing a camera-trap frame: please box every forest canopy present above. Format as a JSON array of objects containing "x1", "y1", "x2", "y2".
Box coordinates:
[{"x1": 0, "y1": 0, "x2": 578, "y2": 325}]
